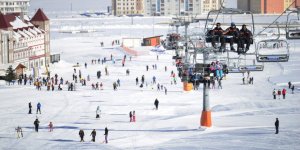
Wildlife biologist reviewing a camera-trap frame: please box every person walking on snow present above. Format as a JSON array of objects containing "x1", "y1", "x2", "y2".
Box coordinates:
[
  {"x1": 275, "y1": 118, "x2": 279, "y2": 134},
  {"x1": 132, "y1": 111, "x2": 136, "y2": 122},
  {"x1": 291, "y1": 85, "x2": 295, "y2": 94},
  {"x1": 36, "y1": 102, "x2": 41, "y2": 114},
  {"x1": 129, "y1": 111, "x2": 132, "y2": 122},
  {"x1": 90, "y1": 129, "x2": 96, "y2": 142},
  {"x1": 154, "y1": 98, "x2": 159, "y2": 110},
  {"x1": 273, "y1": 89, "x2": 276, "y2": 99},
  {"x1": 277, "y1": 89, "x2": 281, "y2": 99},
  {"x1": 34, "y1": 119, "x2": 40, "y2": 132},
  {"x1": 49, "y1": 122, "x2": 53, "y2": 132},
  {"x1": 288, "y1": 81, "x2": 292, "y2": 89},
  {"x1": 104, "y1": 127, "x2": 108, "y2": 143},
  {"x1": 282, "y1": 88, "x2": 287, "y2": 99},
  {"x1": 28, "y1": 102, "x2": 32, "y2": 114},
  {"x1": 79, "y1": 129, "x2": 85, "y2": 142},
  {"x1": 96, "y1": 106, "x2": 101, "y2": 118}
]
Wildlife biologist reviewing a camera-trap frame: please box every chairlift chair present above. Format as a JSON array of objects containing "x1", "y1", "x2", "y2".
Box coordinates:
[
  {"x1": 204, "y1": 8, "x2": 255, "y2": 54},
  {"x1": 256, "y1": 39, "x2": 289, "y2": 62},
  {"x1": 286, "y1": 9, "x2": 300, "y2": 39}
]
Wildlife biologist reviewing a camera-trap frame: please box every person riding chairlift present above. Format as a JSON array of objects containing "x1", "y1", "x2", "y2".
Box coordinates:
[
  {"x1": 224, "y1": 22, "x2": 240, "y2": 51},
  {"x1": 238, "y1": 24, "x2": 253, "y2": 54},
  {"x1": 211, "y1": 22, "x2": 225, "y2": 52}
]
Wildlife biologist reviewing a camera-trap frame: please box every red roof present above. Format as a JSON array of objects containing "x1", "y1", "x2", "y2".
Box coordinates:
[
  {"x1": 30, "y1": 8, "x2": 49, "y2": 22},
  {"x1": 0, "y1": 12, "x2": 13, "y2": 29}
]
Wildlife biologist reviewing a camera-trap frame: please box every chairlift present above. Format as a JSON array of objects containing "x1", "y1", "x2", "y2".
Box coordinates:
[
  {"x1": 256, "y1": 39, "x2": 289, "y2": 62},
  {"x1": 286, "y1": 9, "x2": 300, "y2": 39},
  {"x1": 227, "y1": 55, "x2": 264, "y2": 73},
  {"x1": 204, "y1": 8, "x2": 255, "y2": 54}
]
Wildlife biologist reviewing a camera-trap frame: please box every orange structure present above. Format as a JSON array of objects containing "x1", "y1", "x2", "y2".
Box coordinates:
[
  {"x1": 142, "y1": 35, "x2": 162, "y2": 46},
  {"x1": 261, "y1": 0, "x2": 284, "y2": 14},
  {"x1": 201, "y1": 111, "x2": 212, "y2": 127},
  {"x1": 183, "y1": 82, "x2": 193, "y2": 91}
]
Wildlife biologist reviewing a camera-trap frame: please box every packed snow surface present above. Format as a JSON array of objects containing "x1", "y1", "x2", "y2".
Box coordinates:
[{"x1": 1, "y1": 15, "x2": 300, "y2": 150}]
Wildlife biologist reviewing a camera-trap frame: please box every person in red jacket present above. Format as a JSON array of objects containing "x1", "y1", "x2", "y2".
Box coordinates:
[{"x1": 282, "y1": 88, "x2": 287, "y2": 99}]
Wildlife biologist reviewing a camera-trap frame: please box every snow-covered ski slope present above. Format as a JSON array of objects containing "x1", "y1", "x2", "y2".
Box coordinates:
[{"x1": 1, "y1": 15, "x2": 300, "y2": 149}]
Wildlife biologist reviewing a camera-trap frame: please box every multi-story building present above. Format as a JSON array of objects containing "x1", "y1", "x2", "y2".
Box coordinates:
[
  {"x1": 202, "y1": 0, "x2": 221, "y2": 13},
  {"x1": 112, "y1": 0, "x2": 144, "y2": 16},
  {"x1": 144, "y1": 0, "x2": 202, "y2": 16},
  {"x1": 237, "y1": 0, "x2": 285, "y2": 14},
  {"x1": 0, "y1": 8, "x2": 50, "y2": 70},
  {"x1": 0, "y1": 0, "x2": 30, "y2": 14}
]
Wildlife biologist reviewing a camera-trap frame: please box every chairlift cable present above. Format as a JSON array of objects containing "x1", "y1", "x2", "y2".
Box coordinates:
[{"x1": 254, "y1": 0, "x2": 296, "y2": 37}]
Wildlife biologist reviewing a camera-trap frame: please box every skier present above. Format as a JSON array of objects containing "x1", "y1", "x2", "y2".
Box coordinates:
[
  {"x1": 277, "y1": 89, "x2": 281, "y2": 99},
  {"x1": 132, "y1": 111, "x2": 136, "y2": 122},
  {"x1": 282, "y1": 88, "x2": 287, "y2": 99},
  {"x1": 104, "y1": 127, "x2": 108, "y2": 143},
  {"x1": 79, "y1": 129, "x2": 85, "y2": 142},
  {"x1": 28, "y1": 102, "x2": 32, "y2": 114},
  {"x1": 15, "y1": 126, "x2": 23, "y2": 138},
  {"x1": 154, "y1": 98, "x2": 159, "y2": 110},
  {"x1": 275, "y1": 118, "x2": 279, "y2": 134},
  {"x1": 36, "y1": 102, "x2": 41, "y2": 114},
  {"x1": 273, "y1": 89, "x2": 276, "y2": 99},
  {"x1": 90, "y1": 129, "x2": 96, "y2": 142},
  {"x1": 288, "y1": 81, "x2": 292, "y2": 89},
  {"x1": 34, "y1": 119, "x2": 40, "y2": 132},
  {"x1": 49, "y1": 122, "x2": 53, "y2": 132}
]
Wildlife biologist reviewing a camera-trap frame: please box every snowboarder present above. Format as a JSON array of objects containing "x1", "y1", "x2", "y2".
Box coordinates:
[
  {"x1": 36, "y1": 102, "x2": 41, "y2": 114},
  {"x1": 154, "y1": 98, "x2": 159, "y2": 110},
  {"x1": 15, "y1": 126, "x2": 23, "y2": 138},
  {"x1": 132, "y1": 111, "x2": 136, "y2": 122},
  {"x1": 288, "y1": 81, "x2": 292, "y2": 89},
  {"x1": 28, "y1": 102, "x2": 32, "y2": 114},
  {"x1": 90, "y1": 129, "x2": 96, "y2": 142},
  {"x1": 282, "y1": 88, "x2": 286, "y2": 99},
  {"x1": 129, "y1": 111, "x2": 132, "y2": 122},
  {"x1": 49, "y1": 122, "x2": 53, "y2": 132},
  {"x1": 104, "y1": 127, "x2": 108, "y2": 143},
  {"x1": 34, "y1": 119, "x2": 40, "y2": 132},
  {"x1": 275, "y1": 118, "x2": 279, "y2": 134},
  {"x1": 79, "y1": 129, "x2": 85, "y2": 142},
  {"x1": 273, "y1": 89, "x2": 276, "y2": 99}
]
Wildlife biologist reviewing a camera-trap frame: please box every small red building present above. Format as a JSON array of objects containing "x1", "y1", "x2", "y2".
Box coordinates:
[{"x1": 142, "y1": 35, "x2": 163, "y2": 46}]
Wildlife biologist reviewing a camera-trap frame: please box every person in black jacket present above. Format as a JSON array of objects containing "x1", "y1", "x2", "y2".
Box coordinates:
[
  {"x1": 28, "y1": 102, "x2": 32, "y2": 114},
  {"x1": 90, "y1": 129, "x2": 96, "y2": 142},
  {"x1": 79, "y1": 129, "x2": 84, "y2": 142},
  {"x1": 154, "y1": 98, "x2": 159, "y2": 110},
  {"x1": 211, "y1": 22, "x2": 225, "y2": 51},
  {"x1": 239, "y1": 24, "x2": 253, "y2": 53},
  {"x1": 224, "y1": 22, "x2": 239, "y2": 51},
  {"x1": 104, "y1": 127, "x2": 108, "y2": 143},
  {"x1": 34, "y1": 119, "x2": 40, "y2": 132},
  {"x1": 275, "y1": 118, "x2": 279, "y2": 134}
]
